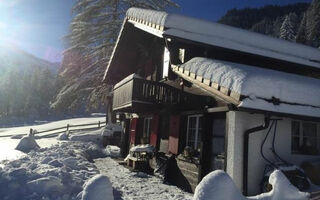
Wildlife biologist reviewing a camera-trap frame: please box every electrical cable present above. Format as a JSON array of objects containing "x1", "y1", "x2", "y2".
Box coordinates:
[
  {"x1": 260, "y1": 120, "x2": 277, "y2": 168},
  {"x1": 271, "y1": 120, "x2": 290, "y2": 165}
]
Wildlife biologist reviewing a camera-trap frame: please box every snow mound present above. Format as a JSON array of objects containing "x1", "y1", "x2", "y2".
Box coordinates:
[
  {"x1": 81, "y1": 175, "x2": 114, "y2": 200},
  {"x1": 193, "y1": 170, "x2": 309, "y2": 200},
  {"x1": 57, "y1": 131, "x2": 69, "y2": 140},
  {"x1": 105, "y1": 145, "x2": 120, "y2": 157},
  {"x1": 101, "y1": 123, "x2": 122, "y2": 137},
  {"x1": 251, "y1": 170, "x2": 309, "y2": 200},
  {"x1": 193, "y1": 170, "x2": 246, "y2": 200},
  {"x1": 10, "y1": 134, "x2": 24, "y2": 139},
  {"x1": 27, "y1": 176, "x2": 64, "y2": 195},
  {"x1": 0, "y1": 141, "x2": 103, "y2": 200},
  {"x1": 15, "y1": 134, "x2": 40, "y2": 153},
  {"x1": 70, "y1": 128, "x2": 103, "y2": 143}
]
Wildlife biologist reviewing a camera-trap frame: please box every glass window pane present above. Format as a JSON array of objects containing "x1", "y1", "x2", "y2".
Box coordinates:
[
  {"x1": 291, "y1": 136, "x2": 300, "y2": 152},
  {"x1": 301, "y1": 122, "x2": 318, "y2": 155},
  {"x1": 292, "y1": 121, "x2": 300, "y2": 136},
  {"x1": 187, "y1": 115, "x2": 204, "y2": 151},
  {"x1": 303, "y1": 122, "x2": 317, "y2": 138}
]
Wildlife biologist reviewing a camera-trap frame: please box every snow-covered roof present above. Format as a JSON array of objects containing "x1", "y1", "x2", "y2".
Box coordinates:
[
  {"x1": 173, "y1": 57, "x2": 320, "y2": 118},
  {"x1": 125, "y1": 7, "x2": 320, "y2": 70},
  {"x1": 104, "y1": 8, "x2": 320, "y2": 81},
  {"x1": 126, "y1": 8, "x2": 167, "y2": 29}
]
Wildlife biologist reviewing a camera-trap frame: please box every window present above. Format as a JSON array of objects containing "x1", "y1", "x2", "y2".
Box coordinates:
[
  {"x1": 186, "y1": 115, "x2": 203, "y2": 151},
  {"x1": 291, "y1": 120, "x2": 319, "y2": 155},
  {"x1": 143, "y1": 117, "x2": 152, "y2": 140}
]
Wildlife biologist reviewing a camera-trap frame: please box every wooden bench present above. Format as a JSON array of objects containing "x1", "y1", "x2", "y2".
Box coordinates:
[{"x1": 126, "y1": 155, "x2": 147, "y2": 170}]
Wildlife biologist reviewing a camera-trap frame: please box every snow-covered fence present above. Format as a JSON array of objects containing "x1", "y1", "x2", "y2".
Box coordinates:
[{"x1": 0, "y1": 121, "x2": 107, "y2": 138}]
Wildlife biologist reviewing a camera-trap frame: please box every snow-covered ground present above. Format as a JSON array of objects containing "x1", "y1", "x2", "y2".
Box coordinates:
[
  {"x1": 0, "y1": 117, "x2": 106, "y2": 137},
  {"x1": 95, "y1": 158, "x2": 192, "y2": 200},
  {"x1": 0, "y1": 117, "x2": 315, "y2": 200},
  {"x1": 0, "y1": 117, "x2": 105, "y2": 161},
  {"x1": 0, "y1": 118, "x2": 192, "y2": 200}
]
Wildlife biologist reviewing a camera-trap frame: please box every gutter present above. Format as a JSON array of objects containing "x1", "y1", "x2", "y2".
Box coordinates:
[{"x1": 243, "y1": 116, "x2": 270, "y2": 195}]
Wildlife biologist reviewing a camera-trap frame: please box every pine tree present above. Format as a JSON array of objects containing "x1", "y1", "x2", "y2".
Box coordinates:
[
  {"x1": 280, "y1": 13, "x2": 297, "y2": 41},
  {"x1": 54, "y1": 0, "x2": 179, "y2": 117},
  {"x1": 306, "y1": 0, "x2": 320, "y2": 47},
  {"x1": 296, "y1": 13, "x2": 307, "y2": 44},
  {"x1": 67, "y1": 0, "x2": 178, "y2": 68}
]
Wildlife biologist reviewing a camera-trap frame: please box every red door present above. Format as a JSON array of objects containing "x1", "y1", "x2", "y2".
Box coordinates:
[
  {"x1": 150, "y1": 115, "x2": 159, "y2": 147},
  {"x1": 130, "y1": 118, "x2": 138, "y2": 145},
  {"x1": 168, "y1": 115, "x2": 180, "y2": 154}
]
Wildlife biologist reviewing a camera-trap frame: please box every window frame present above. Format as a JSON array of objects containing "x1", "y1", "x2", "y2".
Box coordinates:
[
  {"x1": 186, "y1": 114, "x2": 203, "y2": 151},
  {"x1": 143, "y1": 117, "x2": 152, "y2": 140},
  {"x1": 291, "y1": 120, "x2": 319, "y2": 155}
]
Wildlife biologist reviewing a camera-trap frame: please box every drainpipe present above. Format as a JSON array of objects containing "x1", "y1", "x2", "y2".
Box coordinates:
[{"x1": 243, "y1": 116, "x2": 270, "y2": 195}]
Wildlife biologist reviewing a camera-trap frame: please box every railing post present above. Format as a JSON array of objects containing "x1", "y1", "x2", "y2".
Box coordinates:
[
  {"x1": 98, "y1": 121, "x2": 101, "y2": 128},
  {"x1": 30, "y1": 128, "x2": 33, "y2": 136},
  {"x1": 67, "y1": 124, "x2": 69, "y2": 131}
]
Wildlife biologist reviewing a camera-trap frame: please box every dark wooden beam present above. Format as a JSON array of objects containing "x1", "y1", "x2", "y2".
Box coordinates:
[{"x1": 207, "y1": 106, "x2": 229, "y2": 113}]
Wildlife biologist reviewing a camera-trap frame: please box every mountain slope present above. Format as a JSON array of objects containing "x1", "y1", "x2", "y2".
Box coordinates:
[
  {"x1": 0, "y1": 44, "x2": 59, "y2": 75},
  {"x1": 0, "y1": 45, "x2": 60, "y2": 125}
]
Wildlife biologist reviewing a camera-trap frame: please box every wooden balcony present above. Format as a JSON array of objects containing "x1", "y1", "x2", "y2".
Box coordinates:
[{"x1": 112, "y1": 74, "x2": 199, "y2": 113}]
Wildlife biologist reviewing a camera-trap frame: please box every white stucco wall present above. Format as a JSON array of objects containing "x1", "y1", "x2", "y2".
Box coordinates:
[{"x1": 226, "y1": 111, "x2": 320, "y2": 195}]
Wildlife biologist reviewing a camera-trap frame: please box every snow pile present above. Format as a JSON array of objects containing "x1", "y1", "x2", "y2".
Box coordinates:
[
  {"x1": 15, "y1": 132, "x2": 40, "y2": 153},
  {"x1": 251, "y1": 170, "x2": 309, "y2": 200},
  {"x1": 57, "y1": 131, "x2": 69, "y2": 140},
  {"x1": 193, "y1": 170, "x2": 246, "y2": 200},
  {"x1": 105, "y1": 145, "x2": 121, "y2": 157},
  {"x1": 10, "y1": 134, "x2": 24, "y2": 139},
  {"x1": 80, "y1": 175, "x2": 114, "y2": 200},
  {"x1": 130, "y1": 144, "x2": 155, "y2": 153},
  {"x1": 101, "y1": 123, "x2": 122, "y2": 137},
  {"x1": 27, "y1": 176, "x2": 64, "y2": 195},
  {"x1": 0, "y1": 141, "x2": 105, "y2": 200},
  {"x1": 193, "y1": 170, "x2": 309, "y2": 200},
  {"x1": 70, "y1": 128, "x2": 103, "y2": 143}
]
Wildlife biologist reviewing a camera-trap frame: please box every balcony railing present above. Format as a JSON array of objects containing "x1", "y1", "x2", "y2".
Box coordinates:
[{"x1": 112, "y1": 74, "x2": 197, "y2": 112}]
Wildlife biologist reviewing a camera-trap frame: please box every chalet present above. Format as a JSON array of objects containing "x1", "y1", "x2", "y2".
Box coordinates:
[{"x1": 103, "y1": 8, "x2": 320, "y2": 195}]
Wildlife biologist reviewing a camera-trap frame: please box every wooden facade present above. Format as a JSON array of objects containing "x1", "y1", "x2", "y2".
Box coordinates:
[{"x1": 103, "y1": 8, "x2": 320, "y2": 194}]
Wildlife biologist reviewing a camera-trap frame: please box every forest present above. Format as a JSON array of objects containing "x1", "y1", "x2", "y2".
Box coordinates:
[{"x1": 219, "y1": 1, "x2": 320, "y2": 48}]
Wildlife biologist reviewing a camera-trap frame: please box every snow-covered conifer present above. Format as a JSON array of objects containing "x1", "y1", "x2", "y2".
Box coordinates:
[{"x1": 280, "y1": 13, "x2": 297, "y2": 41}]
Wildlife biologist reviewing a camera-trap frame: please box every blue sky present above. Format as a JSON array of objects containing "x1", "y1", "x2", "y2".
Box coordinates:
[{"x1": 0, "y1": 0, "x2": 312, "y2": 63}]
